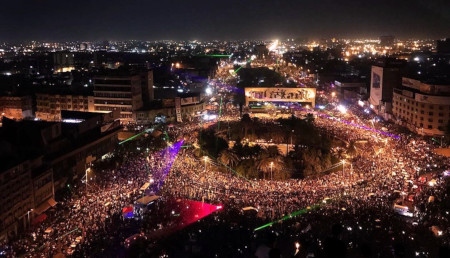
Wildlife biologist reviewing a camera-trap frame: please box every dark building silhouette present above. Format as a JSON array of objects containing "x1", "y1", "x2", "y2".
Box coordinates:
[
  {"x1": 436, "y1": 38, "x2": 450, "y2": 54},
  {"x1": 379, "y1": 35, "x2": 395, "y2": 47}
]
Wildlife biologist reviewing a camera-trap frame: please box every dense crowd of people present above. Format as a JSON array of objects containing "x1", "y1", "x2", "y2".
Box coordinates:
[{"x1": 1, "y1": 103, "x2": 450, "y2": 257}]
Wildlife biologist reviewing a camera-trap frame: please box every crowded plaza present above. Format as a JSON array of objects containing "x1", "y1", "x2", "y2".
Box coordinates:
[{"x1": 1, "y1": 100, "x2": 450, "y2": 257}]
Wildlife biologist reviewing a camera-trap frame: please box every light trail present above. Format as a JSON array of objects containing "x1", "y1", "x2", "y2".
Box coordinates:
[
  {"x1": 119, "y1": 126, "x2": 158, "y2": 145},
  {"x1": 149, "y1": 140, "x2": 184, "y2": 194},
  {"x1": 254, "y1": 203, "x2": 321, "y2": 231}
]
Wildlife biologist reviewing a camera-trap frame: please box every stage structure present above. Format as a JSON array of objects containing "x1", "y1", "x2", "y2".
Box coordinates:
[{"x1": 244, "y1": 87, "x2": 316, "y2": 108}]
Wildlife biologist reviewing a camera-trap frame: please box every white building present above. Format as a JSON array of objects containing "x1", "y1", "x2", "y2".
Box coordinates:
[{"x1": 392, "y1": 77, "x2": 450, "y2": 136}]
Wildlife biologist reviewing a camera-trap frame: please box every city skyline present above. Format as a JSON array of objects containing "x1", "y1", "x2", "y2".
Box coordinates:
[{"x1": 1, "y1": 0, "x2": 449, "y2": 42}]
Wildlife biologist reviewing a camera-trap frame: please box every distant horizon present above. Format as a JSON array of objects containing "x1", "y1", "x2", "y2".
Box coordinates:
[
  {"x1": 1, "y1": 36, "x2": 448, "y2": 45},
  {"x1": 1, "y1": 0, "x2": 449, "y2": 43}
]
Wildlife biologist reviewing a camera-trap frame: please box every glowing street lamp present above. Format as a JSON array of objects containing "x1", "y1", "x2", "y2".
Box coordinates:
[
  {"x1": 270, "y1": 161, "x2": 274, "y2": 180},
  {"x1": 27, "y1": 209, "x2": 33, "y2": 225},
  {"x1": 342, "y1": 160, "x2": 346, "y2": 174},
  {"x1": 203, "y1": 156, "x2": 208, "y2": 171},
  {"x1": 85, "y1": 166, "x2": 91, "y2": 193}
]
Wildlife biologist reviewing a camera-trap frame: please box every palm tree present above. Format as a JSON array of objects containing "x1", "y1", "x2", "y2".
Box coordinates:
[
  {"x1": 266, "y1": 145, "x2": 281, "y2": 157},
  {"x1": 240, "y1": 113, "x2": 253, "y2": 139},
  {"x1": 346, "y1": 140, "x2": 358, "y2": 158},
  {"x1": 218, "y1": 149, "x2": 239, "y2": 170},
  {"x1": 256, "y1": 147, "x2": 285, "y2": 180},
  {"x1": 305, "y1": 113, "x2": 315, "y2": 125}
]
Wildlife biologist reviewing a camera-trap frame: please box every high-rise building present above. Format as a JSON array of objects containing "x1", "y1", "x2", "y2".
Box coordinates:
[
  {"x1": 53, "y1": 51, "x2": 75, "y2": 73},
  {"x1": 369, "y1": 58, "x2": 405, "y2": 119},
  {"x1": 140, "y1": 70, "x2": 154, "y2": 104},
  {"x1": 255, "y1": 44, "x2": 268, "y2": 59},
  {"x1": 93, "y1": 70, "x2": 146, "y2": 123}
]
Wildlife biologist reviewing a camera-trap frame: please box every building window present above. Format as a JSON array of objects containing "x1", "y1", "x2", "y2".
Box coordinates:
[
  {"x1": 428, "y1": 125, "x2": 433, "y2": 129},
  {"x1": 429, "y1": 112, "x2": 433, "y2": 116}
]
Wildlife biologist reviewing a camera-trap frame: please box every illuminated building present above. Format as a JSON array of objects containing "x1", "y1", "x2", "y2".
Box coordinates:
[
  {"x1": 393, "y1": 77, "x2": 450, "y2": 136},
  {"x1": 53, "y1": 51, "x2": 75, "y2": 73},
  {"x1": 333, "y1": 79, "x2": 367, "y2": 103},
  {"x1": 93, "y1": 70, "x2": 150, "y2": 123},
  {"x1": 244, "y1": 87, "x2": 316, "y2": 109},
  {"x1": 254, "y1": 44, "x2": 269, "y2": 59},
  {"x1": 0, "y1": 155, "x2": 54, "y2": 242},
  {"x1": 35, "y1": 93, "x2": 95, "y2": 121},
  {"x1": 0, "y1": 110, "x2": 121, "y2": 241},
  {"x1": 0, "y1": 95, "x2": 33, "y2": 120},
  {"x1": 135, "y1": 93, "x2": 205, "y2": 124}
]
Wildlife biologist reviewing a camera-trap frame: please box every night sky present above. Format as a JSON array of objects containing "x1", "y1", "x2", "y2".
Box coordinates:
[{"x1": 1, "y1": 0, "x2": 449, "y2": 42}]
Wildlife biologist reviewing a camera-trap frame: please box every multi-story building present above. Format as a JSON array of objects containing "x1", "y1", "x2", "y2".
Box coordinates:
[
  {"x1": 53, "y1": 51, "x2": 75, "y2": 73},
  {"x1": 0, "y1": 153, "x2": 54, "y2": 242},
  {"x1": 0, "y1": 110, "x2": 121, "y2": 241},
  {"x1": 93, "y1": 70, "x2": 147, "y2": 123},
  {"x1": 135, "y1": 93, "x2": 205, "y2": 124},
  {"x1": 0, "y1": 95, "x2": 33, "y2": 120},
  {"x1": 369, "y1": 58, "x2": 405, "y2": 120},
  {"x1": 35, "y1": 93, "x2": 95, "y2": 121},
  {"x1": 392, "y1": 77, "x2": 450, "y2": 136},
  {"x1": 140, "y1": 70, "x2": 154, "y2": 104},
  {"x1": 333, "y1": 79, "x2": 367, "y2": 103},
  {"x1": 0, "y1": 160, "x2": 33, "y2": 242}
]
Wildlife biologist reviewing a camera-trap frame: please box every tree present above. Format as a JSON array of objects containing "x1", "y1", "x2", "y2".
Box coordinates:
[
  {"x1": 305, "y1": 113, "x2": 315, "y2": 125},
  {"x1": 197, "y1": 128, "x2": 229, "y2": 158},
  {"x1": 256, "y1": 146, "x2": 285, "y2": 180},
  {"x1": 240, "y1": 113, "x2": 253, "y2": 138},
  {"x1": 218, "y1": 149, "x2": 239, "y2": 170},
  {"x1": 235, "y1": 159, "x2": 258, "y2": 179},
  {"x1": 346, "y1": 140, "x2": 358, "y2": 158}
]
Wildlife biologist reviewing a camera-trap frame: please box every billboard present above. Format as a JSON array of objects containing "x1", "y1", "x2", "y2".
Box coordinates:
[
  {"x1": 370, "y1": 66, "x2": 383, "y2": 106},
  {"x1": 372, "y1": 72, "x2": 381, "y2": 88},
  {"x1": 402, "y1": 77, "x2": 421, "y2": 90},
  {"x1": 244, "y1": 87, "x2": 316, "y2": 106}
]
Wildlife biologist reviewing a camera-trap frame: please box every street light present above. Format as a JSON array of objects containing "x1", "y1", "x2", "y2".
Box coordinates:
[
  {"x1": 27, "y1": 209, "x2": 33, "y2": 225},
  {"x1": 270, "y1": 161, "x2": 274, "y2": 180},
  {"x1": 291, "y1": 130, "x2": 294, "y2": 146},
  {"x1": 203, "y1": 156, "x2": 208, "y2": 171},
  {"x1": 342, "y1": 160, "x2": 346, "y2": 174},
  {"x1": 85, "y1": 166, "x2": 91, "y2": 193},
  {"x1": 146, "y1": 156, "x2": 150, "y2": 174}
]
